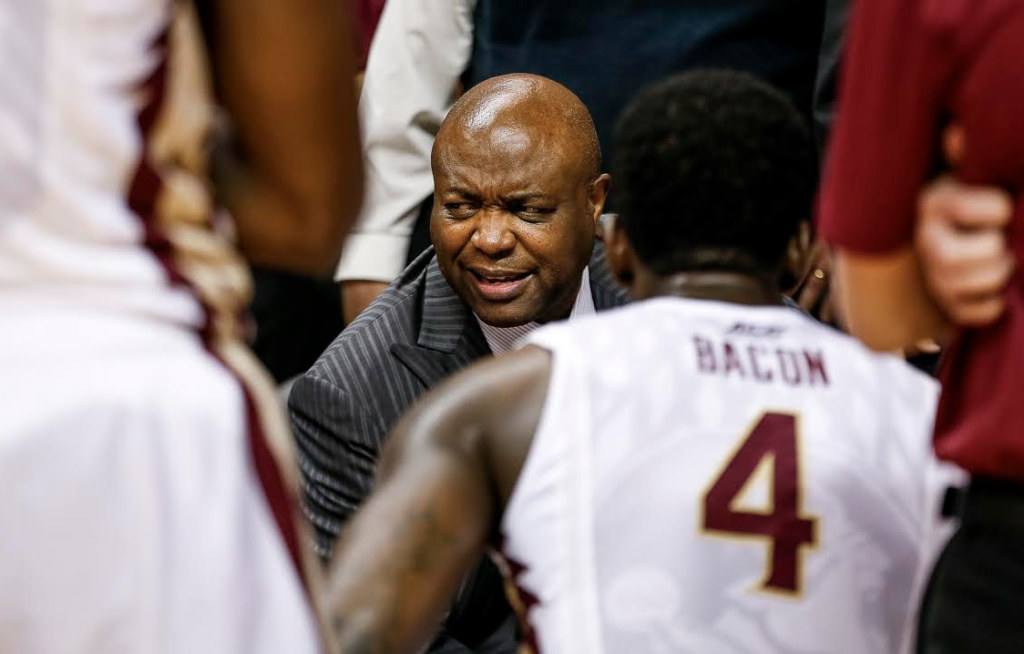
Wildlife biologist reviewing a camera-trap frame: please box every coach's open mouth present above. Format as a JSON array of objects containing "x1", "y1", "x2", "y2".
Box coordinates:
[{"x1": 467, "y1": 269, "x2": 533, "y2": 301}]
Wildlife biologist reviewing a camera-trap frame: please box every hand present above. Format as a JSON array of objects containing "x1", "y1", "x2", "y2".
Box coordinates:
[
  {"x1": 914, "y1": 126, "x2": 1015, "y2": 327},
  {"x1": 341, "y1": 280, "x2": 390, "y2": 325},
  {"x1": 915, "y1": 176, "x2": 1014, "y2": 326}
]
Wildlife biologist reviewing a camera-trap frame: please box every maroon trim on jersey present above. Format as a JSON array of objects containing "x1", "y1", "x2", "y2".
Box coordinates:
[
  {"x1": 125, "y1": 24, "x2": 312, "y2": 621},
  {"x1": 491, "y1": 546, "x2": 542, "y2": 653},
  {"x1": 125, "y1": 29, "x2": 195, "y2": 314}
]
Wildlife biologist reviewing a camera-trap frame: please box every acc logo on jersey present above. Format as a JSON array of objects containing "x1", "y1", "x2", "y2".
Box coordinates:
[{"x1": 726, "y1": 322, "x2": 785, "y2": 337}]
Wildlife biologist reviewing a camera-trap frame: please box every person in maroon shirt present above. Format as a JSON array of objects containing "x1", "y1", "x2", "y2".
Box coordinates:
[{"x1": 820, "y1": 0, "x2": 1024, "y2": 650}]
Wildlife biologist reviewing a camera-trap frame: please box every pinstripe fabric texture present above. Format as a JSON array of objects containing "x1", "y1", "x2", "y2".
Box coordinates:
[{"x1": 287, "y1": 243, "x2": 626, "y2": 652}]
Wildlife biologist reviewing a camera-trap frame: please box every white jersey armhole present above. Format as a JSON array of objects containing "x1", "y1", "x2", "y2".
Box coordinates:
[{"x1": 502, "y1": 332, "x2": 606, "y2": 654}]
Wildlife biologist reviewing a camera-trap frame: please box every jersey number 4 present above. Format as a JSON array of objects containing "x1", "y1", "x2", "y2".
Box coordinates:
[{"x1": 701, "y1": 412, "x2": 818, "y2": 595}]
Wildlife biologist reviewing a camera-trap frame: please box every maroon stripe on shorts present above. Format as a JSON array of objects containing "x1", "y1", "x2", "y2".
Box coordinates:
[
  {"x1": 125, "y1": 22, "x2": 310, "y2": 600},
  {"x1": 240, "y1": 388, "x2": 306, "y2": 579}
]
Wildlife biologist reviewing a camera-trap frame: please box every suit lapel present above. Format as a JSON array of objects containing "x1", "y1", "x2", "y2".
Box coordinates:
[
  {"x1": 391, "y1": 332, "x2": 490, "y2": 389},
  {"x1": 391, "y1": 252, "x2": 492, "y2": 388}
]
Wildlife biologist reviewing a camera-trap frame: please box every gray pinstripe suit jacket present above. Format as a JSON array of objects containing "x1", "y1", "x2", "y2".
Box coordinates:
[{"x1": 288, "y1": 244, "x2": 627, "y2": 652}]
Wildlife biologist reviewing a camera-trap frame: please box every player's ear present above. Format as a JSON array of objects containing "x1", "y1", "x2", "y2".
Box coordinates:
[{"x1": 604, "y1": 213, "x2": 636, "y2": 290}]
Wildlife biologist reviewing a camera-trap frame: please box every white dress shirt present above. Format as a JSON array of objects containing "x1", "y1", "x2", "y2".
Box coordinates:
[
  {"x1": 336, "y1": 0, "x2": 477, "y2": 283},
  {"x1": 476, "y1": 267, "x2": 596, "y2": 355}
]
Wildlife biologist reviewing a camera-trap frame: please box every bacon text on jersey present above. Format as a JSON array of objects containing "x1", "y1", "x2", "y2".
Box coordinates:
[{"x1": 693, "y1": 335, "x2": 829, "y2": 387}]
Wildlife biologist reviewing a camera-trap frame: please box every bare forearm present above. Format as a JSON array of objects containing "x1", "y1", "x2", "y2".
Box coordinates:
[
  {"x1": 324, "y1": 349, "x2": 546, "y2": 653},
  {"x1": 833, "y1": 247, "x2": 952, "y2": 351},
  {"x1": 213, "y1": 147, "x2": 359, "y2": 276},
  {"x1": 325, "y1": 455, "x2": 492, "y2": 654},
  {"x1": 206, "y1": 0, "x2": 363, "y2": 276}
]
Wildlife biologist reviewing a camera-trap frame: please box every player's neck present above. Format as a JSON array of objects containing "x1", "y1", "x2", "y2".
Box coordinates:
[{"x1": 639, "y1": 271, "x2": 783, "y2": 306}]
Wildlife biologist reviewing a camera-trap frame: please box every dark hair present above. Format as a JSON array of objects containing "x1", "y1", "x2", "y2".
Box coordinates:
[{"x1": 612, "y1": 69, "x2": 814, "y2": 276}]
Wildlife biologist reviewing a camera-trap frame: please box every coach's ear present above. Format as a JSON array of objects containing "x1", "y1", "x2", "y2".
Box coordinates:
[
  {"x1": 604, "y1": 213, "x2": 636, "y2": 291},
  {"x1": 590, "y1": 174, "x2": 612, "y2": 238}
]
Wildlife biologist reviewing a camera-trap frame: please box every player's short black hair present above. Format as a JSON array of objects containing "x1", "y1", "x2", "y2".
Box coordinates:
[{"x1": 612, "y1": 69, "x2": 815, "y2": 277}]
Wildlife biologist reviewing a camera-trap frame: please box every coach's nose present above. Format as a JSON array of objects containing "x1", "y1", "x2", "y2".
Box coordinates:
[{"x1": 471, "y1": 209, "x2": 516, "y2": 257}]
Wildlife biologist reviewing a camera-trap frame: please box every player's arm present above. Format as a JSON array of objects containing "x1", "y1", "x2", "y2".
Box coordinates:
[
  {"x1": 323, "y1": 347, "x2": 550, "y2": 654},
  {"x1": 201, "y1": 0, "x2": 363, "y2": 276}
]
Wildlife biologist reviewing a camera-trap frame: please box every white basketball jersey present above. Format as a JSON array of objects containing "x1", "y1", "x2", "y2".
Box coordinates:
[
  {"x1": 502, "y1": 297, "x2": 960, "y2": 654},
  {"x1": 0, "y1": 0, "x2": 246, "y2": 332}
]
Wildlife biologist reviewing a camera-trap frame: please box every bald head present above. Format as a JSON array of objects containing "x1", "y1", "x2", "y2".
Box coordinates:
[
  {"x1": 434, "y1": 74, "x2": 601, "y2": 182},
  {"x1": 428, "y1": 74, "x2": 611, "y2": 328}
]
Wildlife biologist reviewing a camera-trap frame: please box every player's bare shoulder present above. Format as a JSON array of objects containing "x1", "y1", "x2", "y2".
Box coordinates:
[{"x1": 385, "y1": 346, "x2": 553, "y2": 505}]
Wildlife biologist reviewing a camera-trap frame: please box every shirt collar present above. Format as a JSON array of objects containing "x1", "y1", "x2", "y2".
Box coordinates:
[{"x1": 476, "y1": 266, "x2": 595, "y2": 355}]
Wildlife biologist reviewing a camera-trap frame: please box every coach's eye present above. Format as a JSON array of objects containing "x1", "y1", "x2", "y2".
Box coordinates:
[
  {"x1": 515, "y1": 205, "x2": 555, "y2": 221},
  {"x1": 445, "y1": 202, "x2": 478, "y2": 218}
]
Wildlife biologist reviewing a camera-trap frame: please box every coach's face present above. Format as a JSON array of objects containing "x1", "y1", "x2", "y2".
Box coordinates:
[{"x1": 431, "y1": 120, "x2": 609, "y2": 327}]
